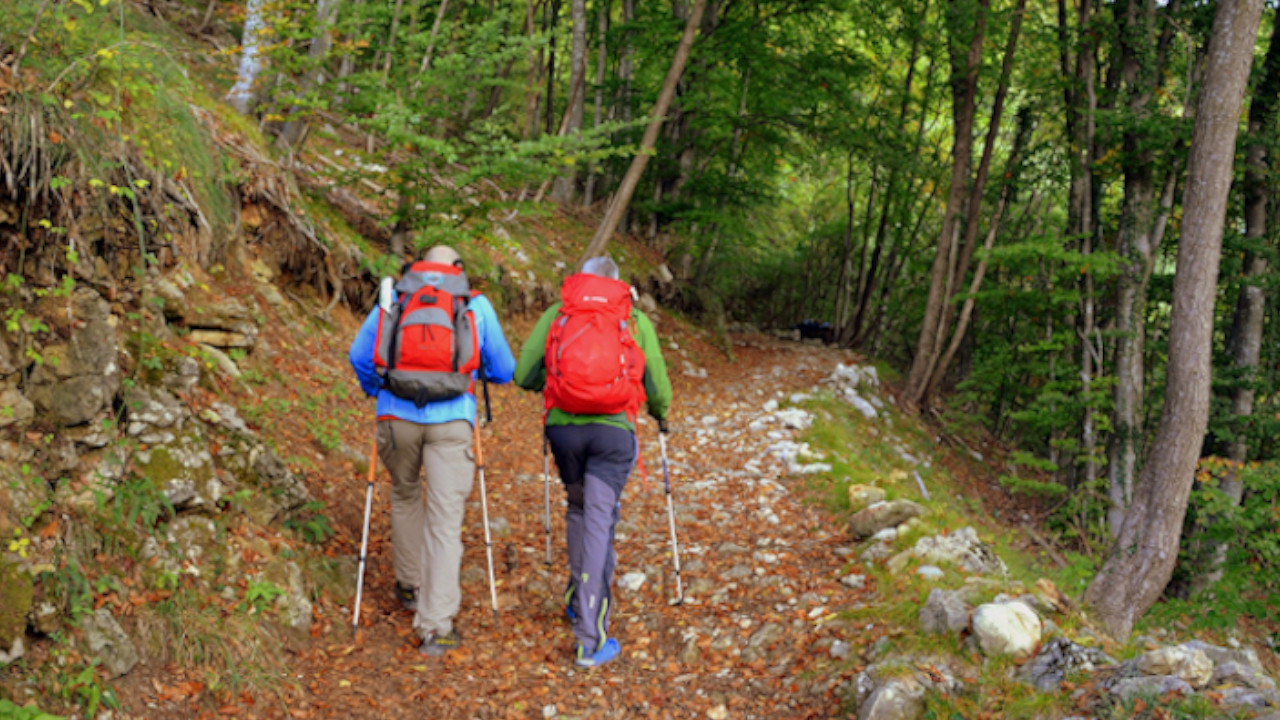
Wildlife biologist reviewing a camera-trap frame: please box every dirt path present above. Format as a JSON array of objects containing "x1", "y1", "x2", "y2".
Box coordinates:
[{"x1": 283, "y1": 330, "x2": 873, "y2": 720}]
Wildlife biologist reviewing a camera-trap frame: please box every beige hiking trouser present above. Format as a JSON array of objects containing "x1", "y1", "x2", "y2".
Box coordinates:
[{"x1": 376, "y1": 418, "x2": 475, "y2": 638}]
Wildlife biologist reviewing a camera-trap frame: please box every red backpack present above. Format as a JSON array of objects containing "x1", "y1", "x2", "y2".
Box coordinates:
[
  {"x1": 373, "y1": 261, "x2": 481, "y2": 406},
  {"x1": 544, "y1": 273, "x2": 646, "y2": 418}
]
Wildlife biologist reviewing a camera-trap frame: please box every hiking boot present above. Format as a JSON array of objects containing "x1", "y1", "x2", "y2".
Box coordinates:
[
  {"x1": 574, "y1": 637, "x2": 620, "y2": 668},
  {"x1": 395, "y1": 582, "x2": 416, "y2": 611},
  {"x1": 419, "y1": 629, "x2": 461, "y2": 658}
]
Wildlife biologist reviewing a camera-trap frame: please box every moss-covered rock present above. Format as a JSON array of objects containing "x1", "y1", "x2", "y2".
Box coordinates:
[
  {"x1": 135, "y1": 435, "x2": 222, "y2": 513},
  {"x1": 220, "y1": 440, "x2": 310, "y2": 525},
  {"x1": 0, "y1": 557, "x2": 34, "y2": 662}
]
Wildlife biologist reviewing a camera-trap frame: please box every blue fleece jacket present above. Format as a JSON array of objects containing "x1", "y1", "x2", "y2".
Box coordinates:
[{"x1": 348, "y1": 293, "x2": 515, "y2": 425}]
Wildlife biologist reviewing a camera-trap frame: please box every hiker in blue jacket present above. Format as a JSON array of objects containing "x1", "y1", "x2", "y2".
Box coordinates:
[{"x1": 348, "y1": 245, "x2": 516, "y2": 657}]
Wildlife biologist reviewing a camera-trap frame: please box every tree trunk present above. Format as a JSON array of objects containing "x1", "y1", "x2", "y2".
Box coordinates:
[
  {"x1": 924, "y1": 107, "x2": 1034, "y2": 398},
  {"x1": 1084, "y1": 0, "x2": 1262, "y2": 641},
  {"x1": 278, "y1": 0, "x2": 341, "y2": 150},
  {"x1": 1107, "y1": 0, "x2": 1167, "y2": 537},
  {"x1": 544, "y1": 0, "x2": 562, "y2": 135},
  {"x1": 583, "y1": 0, "x2": 611, "y2": 207},
  {"x1": 834, "y1": 153, "x2": 859, "y2": 333},
  {"x1": 1193, "y1": 6, "x2": 1280, "y2": 592},
  {"x1": 226, "y1": 0, "x2": 269, "y2": 114},
  {"x1": 419, "y1": 0, "x2": 449, "y2": 73},
  {"x1": 911, "y1": 0, "x2": 1024, "y2": 406},
  {"x1": 552, "y1": 0, "x2": 589, "y2": 202},
  {"x1": 581, "y1": 0, "x2": 707, "y2": 263},
  {"x1": 851, "y1": 52, "x2": 936, "y2": 347},
  {"x1": 522, "y1": 0, "x2": 544, "y2": 139},
  {"x1": 903, "y1": 0, "x2": 988, "y2": 407}
]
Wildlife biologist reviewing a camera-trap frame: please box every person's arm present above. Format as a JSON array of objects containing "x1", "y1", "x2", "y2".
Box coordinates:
[
  {"x1": 515, "y1": 304, "x2": 560, "y2": 391},
  {"x1": 634, "y1": 311, "x2": 672, "y2": 421},
  {"x1": 348, "y1": 309, "x2": 383, "y2": 397},
  {"x1": 473, "y1": 295, "x2": 516, "y2": 384}
]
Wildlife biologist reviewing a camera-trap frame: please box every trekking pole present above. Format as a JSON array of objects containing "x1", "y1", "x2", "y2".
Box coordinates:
[
  {"x1": 352, "y1": 436, "x2": 378, "y2": 639},
  {"x1": 657, "y1": 424, "x2": 684, "y2": 605},
  {"x1": 473, "y1": 419, "x2": 500, "y2": 621},
  {"x1": 542, "y1": 435, "x2": 552, "y2": 567},
  {"x1": 482, "y1": 376, "x2": 493, "y2": 425}
]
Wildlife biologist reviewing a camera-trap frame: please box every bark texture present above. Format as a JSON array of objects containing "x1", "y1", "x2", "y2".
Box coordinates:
[{"x1": 1084, "y1": 0, "x2": 1262, "y2": 640}]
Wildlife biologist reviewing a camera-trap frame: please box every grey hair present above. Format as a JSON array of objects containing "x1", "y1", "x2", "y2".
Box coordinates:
[{"x1": 582, "y1": 256, "x2": 620, "y2": 280}]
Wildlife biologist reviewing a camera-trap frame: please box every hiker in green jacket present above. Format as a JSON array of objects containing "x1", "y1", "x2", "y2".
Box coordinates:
[{"x1": 515, "y1": 256, "x2": 672, "y2": 667}]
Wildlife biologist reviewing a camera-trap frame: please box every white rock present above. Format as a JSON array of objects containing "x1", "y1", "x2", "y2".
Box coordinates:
[
  {"x1": 972, "y1": 601, "x2": 1042, "y2": 659},
  {"x1": 618, "y1": 572, "x2": 647, "y2": 592},
  {"x1": 707, "y1": 705, "x2": 729, "y2": 720},
  {"x1": 916, "y1": 565, "x2": 944, "y2": 581},
  {"x1": 840, "y1": 574, "x2": 867, "y2": 590},
  {"x1": 871, "y1": 527, "x2": 898, "y2": 543},
  {"x1": 542, "y1": 704, "x2": 558, "y2": 718},
  {"x1": 763, "y1": 399, "x2": 779, "y2": 413}
]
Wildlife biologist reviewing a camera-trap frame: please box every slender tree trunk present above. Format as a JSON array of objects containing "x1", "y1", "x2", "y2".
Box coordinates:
[
  {"x1": 904, "y1": 0, "x2": 988, "y2": 407},
  {"x1": 583, "y1": 0, "x2": 611, "y2": 207},
  {"x1": 278, "y1": 0, "x2": 341, "y2": 149},
  {"x1": 553, "y1": 0, "x2": 589, "y2": 202},
  {"x1": 924, "y1": 108, "x2": 1034, "y2": 397},
  {"x1": 851, "y1": 52, "x2": 935, "y2": 346},
  {"x1": 1193, "y1": 6, "x2": 1280, "y2": 592},
  {"x1": 1108, "y1": 0, "x2": 1162, "y2": 536},
  {"x1": 227, "y1": 0, "x2": 269, "y2": 113},
  {"x1": 581, "y1": 0, "x2": 707, "y2": 263},
  {"x1": 382, "y1": 0, "x2": 406, "y2": 80},
  {"x1": 544, "y1": 0, "x2": 562, "y2": 135},
  {"x1": 834, "y1": 153, "x2": 859, "y2": 333},
  {"x1": 1084, "y1": 0, "x2": 1262, "y2": 640},
  {"x1": 913, "y1": 0, "x2": 1024, "y2": 405},
  {"x1": 523, "y1": 0, "x2": 544, "y2": 139}
]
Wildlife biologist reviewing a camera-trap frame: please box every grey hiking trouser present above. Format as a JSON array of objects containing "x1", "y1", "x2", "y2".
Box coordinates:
[
  {"x1": 377, "y1": 418, "x2": 475, "y2": 638},
  {"x1": 546, "y1": 423, "x2": 637, "y2": 653}
]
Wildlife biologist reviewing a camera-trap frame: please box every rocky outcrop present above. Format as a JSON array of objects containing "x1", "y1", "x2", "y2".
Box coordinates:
[
  {"x1": 82, "y1": 609, "x2": 140, "y2": 679},
  {"x1": 0, "y1": 558, "x2": 33, "y2": 664},
  {"x1": 919, "y1": 589, "x2": 971, "y2": 636},
  {"x1": 854, "y1": 659, "x2": 963, "y2": 720},
  {"x1": 849, "y1": 500, "x2": 926, "y2": 540},
  {"x1": 1136, "y1": 645, "x2": 1213, "y2": 689},
  {"x1": 1020, "y1": 638, "x2": 1115, "y2": 692},
  {"x1": 888, "y1": 527, "x2": 1006, "y2": 577},
  {"x1": 151, "y1": 277, "x2": 259, "y2": 350},
  {"x1": 25, "y1": 288, "x2": 120, "y2": 426}
]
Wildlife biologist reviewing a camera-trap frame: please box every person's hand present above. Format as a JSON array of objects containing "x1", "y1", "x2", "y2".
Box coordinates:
[{"x1": 659, "y1": 418, "x2": 670, "y2": 434}]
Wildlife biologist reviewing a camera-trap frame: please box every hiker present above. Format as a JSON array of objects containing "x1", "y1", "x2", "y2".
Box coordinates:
[
  {"x1": 515, "y1": 256, "x2": 672, "y2": 667},
  {"x1": 347, "y1": 245, "x2": 516, "y2": 657}
]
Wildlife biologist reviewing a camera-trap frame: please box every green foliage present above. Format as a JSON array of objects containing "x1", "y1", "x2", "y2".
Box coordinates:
[
  {"x1": 239, "y1": 579, "x2": 285, "y2": 615},
  {"x1": 284, "y1": 502, "x2": 335, "y2": 544},
  {"x1": 0, "y1": 700, "x2": 65, "y2": 720}
]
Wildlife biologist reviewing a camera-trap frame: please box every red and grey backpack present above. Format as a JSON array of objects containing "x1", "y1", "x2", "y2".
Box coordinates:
[
  {"x1": 544, "y1": 273, "x2": 646, "y2": 418},
  {"x1": 373, "y1": 261, "x2": 481, "y2": 406}
]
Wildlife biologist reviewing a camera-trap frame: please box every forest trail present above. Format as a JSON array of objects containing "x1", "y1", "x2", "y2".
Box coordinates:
[{"x1": 281, "y1": 325, "x2": 870, "y2": 720}]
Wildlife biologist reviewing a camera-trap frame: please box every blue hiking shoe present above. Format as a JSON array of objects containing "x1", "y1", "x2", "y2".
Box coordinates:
[{"x1": 574, "y1": 637, "x2": 620, "y2": 668}]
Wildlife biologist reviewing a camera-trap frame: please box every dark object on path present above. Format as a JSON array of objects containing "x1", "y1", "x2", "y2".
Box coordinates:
[{"x1": 794, "y1": 320, "x2": 835, "y2": 344}]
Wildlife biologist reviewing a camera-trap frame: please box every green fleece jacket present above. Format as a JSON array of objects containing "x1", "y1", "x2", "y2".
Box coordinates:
[{"x1": 515, "y1": 302, "x2": 672, "y2": 431}]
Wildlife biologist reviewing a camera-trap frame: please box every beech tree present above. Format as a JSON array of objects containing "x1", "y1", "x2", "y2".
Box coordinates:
[{"x1": 1083, "y1": 0, "x2": 1263, "y2": 640}]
